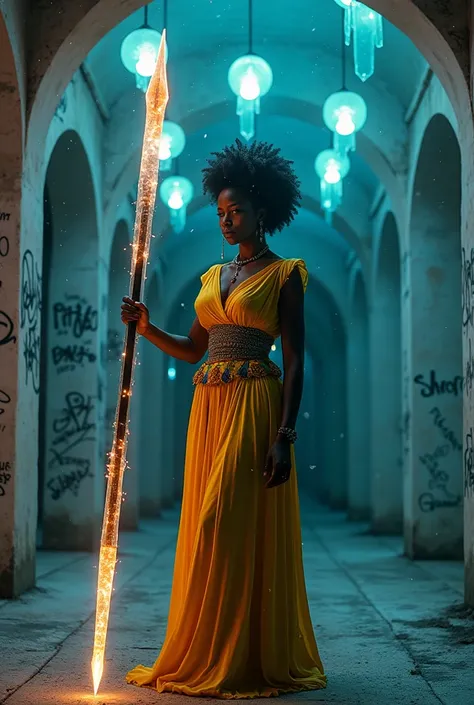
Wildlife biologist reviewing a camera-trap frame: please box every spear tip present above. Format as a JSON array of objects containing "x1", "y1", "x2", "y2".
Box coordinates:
[{"x1": 146, "y1": 29, "x2": 169, "y2": 109}]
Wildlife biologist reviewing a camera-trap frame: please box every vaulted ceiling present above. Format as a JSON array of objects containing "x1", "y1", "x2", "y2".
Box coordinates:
[{"x1": 82, "y1": 0, "x2": 428, "y2": 315}]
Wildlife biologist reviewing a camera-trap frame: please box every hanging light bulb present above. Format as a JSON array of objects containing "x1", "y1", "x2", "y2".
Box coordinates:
[
  {"x1": 168, "y1": 190, "x2": 184, "y2": 210},
  {"x1": 168, "y1": 362, "x2": 177, "y2": 381},
  {"x1": 121, "y1": 27, "x2": 168, "y2": 92},
  {"x1": 315, "y1": 149, "x2": 350, "y2": 217},
  {"x1": 160, "y1": 176, "x2": 194, "y2": 234},
  {"x1": 323, "y1": 90, "x2": 367, "y2": 155},
  {"x1": 159, "y1": 121, "x2": 186, "y2": 171},
  {"x1": 228, "y1": 55, "x2": 273, "y2": 140},
  {"x1": 333, "y1": 0, "x2": 383, "y2": 82},
  {"x1": 240, "y1": 66, "x2": 261, "y2": 101}
]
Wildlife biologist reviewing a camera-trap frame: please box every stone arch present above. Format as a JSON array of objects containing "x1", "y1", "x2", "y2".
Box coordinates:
[
  {"x1": 40, "y1": 129, "x2": 101, "y2": 550},
  {"x1": 405, "y1": 113, "x2": 463, "y2": 559},
  {"x1": 347, "y1": 267, "x2": 370, "y2": 520},
  {"x1": 302, "y1": 283, "x2": 347, "y2": 509},
  {"x1": 371, "y1": 211, "x2": 402, "y2": 533}
]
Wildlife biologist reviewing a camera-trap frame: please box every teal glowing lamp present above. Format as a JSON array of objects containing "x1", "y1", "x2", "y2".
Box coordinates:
[
  {"x1": 160, "y1": 176, "x2": 194, "y2": 234},
  {"x1": 168, "y1": 362, "x2": 176, "y2": 381},
  {"x1": 228, "y1": 54, "x2": 273, "y2": 140},
  {"x1": 315, "y1": 149, "x2": 350, "y2": 219},
  {"x1": 159, "y1": 121, "x2": 186, "y2": 172},
  {"x1": 323, "y1": 90, "x2": 367, "y2": 155},
  {"x1": 120, "y1": 27, "x2": 168, "y2": 92},
  {"x1": 334, "y1": 0, "x2": 383, "y2": 82}
]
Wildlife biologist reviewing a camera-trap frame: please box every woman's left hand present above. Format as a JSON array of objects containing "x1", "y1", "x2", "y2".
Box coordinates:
[{"x1": 264, "y1": 438, "x2": 292, "y2": 489}]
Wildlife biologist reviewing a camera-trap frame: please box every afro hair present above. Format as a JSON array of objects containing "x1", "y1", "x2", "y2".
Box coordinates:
[{"x1": 202, "y1": 139, "x2": 302, "y2": 235}]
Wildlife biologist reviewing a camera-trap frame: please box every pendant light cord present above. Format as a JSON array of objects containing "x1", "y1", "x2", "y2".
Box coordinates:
[
  {"x1": 143, "y1": 4, "x2": 149, "y2": 28},
  {"x1": 163, "y1": 0, "x2": 168, "y2": 29},
  {"x1": 248, "y1": 0, "x2": 253, "y2": 54},
  {"x1": 341, "y1": 13, "x2": 347, "y2": 90}
]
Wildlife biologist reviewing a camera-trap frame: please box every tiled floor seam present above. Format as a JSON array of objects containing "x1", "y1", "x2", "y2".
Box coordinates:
[{"x1": 310, "y1": 527, "x2": 447, "y2": 705}]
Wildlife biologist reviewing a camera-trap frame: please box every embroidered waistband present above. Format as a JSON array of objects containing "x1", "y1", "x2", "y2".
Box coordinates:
[
  {"x1": 192, "y1": 358, "x2": 282, "y2": 386},
  {"x1": 207, "y1": 324, "x2": 274, "y2": 362}
]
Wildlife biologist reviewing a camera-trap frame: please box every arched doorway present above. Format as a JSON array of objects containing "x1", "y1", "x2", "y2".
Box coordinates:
[
  {"x1": 40, "y1": 130, "x2": 101, "y2": 550},
  {"x1": 347, "y1": 269, "x2": 370, "y2": 520},
  {"x1": 405, "y1": 114, "x2": 462, "y2": 558},
  {"x1": 371, "y1": 212, "x2": 402, "y2": 533}
]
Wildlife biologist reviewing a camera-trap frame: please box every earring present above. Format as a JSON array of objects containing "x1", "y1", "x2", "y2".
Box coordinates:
[
  {"x1": 221, "y1": 236, "x2": 225, "y2": 261},
  {"x1": 258, "y1": 220, "x2": 265, "y2": 243}
]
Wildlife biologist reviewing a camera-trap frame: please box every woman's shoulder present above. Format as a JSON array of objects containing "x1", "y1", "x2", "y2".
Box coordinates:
[
  {"x1": 277, "y1": 258, "x2": 308, "y2": 291},
  {"x1": 200, "y1": 263, "x2": 220, "y2": 284}
]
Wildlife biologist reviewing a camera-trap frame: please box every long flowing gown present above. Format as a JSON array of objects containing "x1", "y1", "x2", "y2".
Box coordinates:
[{"x1": 126, "y1": 258, "x2": 327, "y2": 698}]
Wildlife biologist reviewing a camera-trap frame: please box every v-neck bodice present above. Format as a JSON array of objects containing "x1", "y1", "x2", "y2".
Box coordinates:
[
  {"x1": 219, "y1": 260, "x2": 283, "y2": 311},
  {"x1": 194, "y1": 258, "x2": 308, "y2": 341}
]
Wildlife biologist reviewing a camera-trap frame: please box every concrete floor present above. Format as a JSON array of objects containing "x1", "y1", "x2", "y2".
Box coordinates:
[{"x1": 1, "y1": 501, "x2": 473, "y2": 705}]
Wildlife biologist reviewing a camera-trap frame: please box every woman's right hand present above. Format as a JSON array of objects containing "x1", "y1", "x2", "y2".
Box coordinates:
[{"x1": 121, "y1": 296, "x2": 150, "y2": 335}]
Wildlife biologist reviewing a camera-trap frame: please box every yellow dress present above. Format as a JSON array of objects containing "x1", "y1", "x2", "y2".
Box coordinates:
[{"x1": 126, "y1": 258, "x2": 327, "y2": 698}]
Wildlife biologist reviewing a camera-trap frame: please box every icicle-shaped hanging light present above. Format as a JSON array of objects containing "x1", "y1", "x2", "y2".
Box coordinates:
[
  {"x1": 315, "y1": 149, "x2": 350, "y2": 219},
  {"x1": 228, "y1": 56, "x2": 273, "y2": 140},
  {"x1": 228, "y1": 0, "x2": 272, "y2": 140},
  {"x1": 120, "y1": 7, "x2": 169, "y2": 92},
  {"x1": 334, "y1": 0, "x2": 383, "y2": 82},
  {"x1": 160, "y1": 176, "x2": 194, "y2": 234},
  {"x1": 323, "y1": 90, "x2": 367, "y2": 156}
]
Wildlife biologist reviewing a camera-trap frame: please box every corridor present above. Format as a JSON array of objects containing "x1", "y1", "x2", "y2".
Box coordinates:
[
  {"x1": 2, "y1": 0, "x2": 474, "y2": 702},
  {"x1": 1, "y1": 502, "x2": 472, "y2": 705}
]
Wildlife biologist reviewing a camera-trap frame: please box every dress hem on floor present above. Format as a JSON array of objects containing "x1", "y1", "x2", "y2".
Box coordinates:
[{"x1": 125, "y1": 674, "x2": 328, "y2": 699}]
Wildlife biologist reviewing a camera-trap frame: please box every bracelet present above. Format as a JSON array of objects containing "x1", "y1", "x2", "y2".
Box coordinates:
[{"x1": 277, "y1": 426, "x2": 297, "y2": 444}]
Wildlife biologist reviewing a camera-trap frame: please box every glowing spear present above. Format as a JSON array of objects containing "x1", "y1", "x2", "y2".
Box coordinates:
[{"x1": 91, "y1": 31, "x2": 169, "y2": 696}]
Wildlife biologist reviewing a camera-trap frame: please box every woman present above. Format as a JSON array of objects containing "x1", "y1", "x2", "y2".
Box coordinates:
[{"x1": 122, "y1": 139, "x2": 327, "y2": 698}]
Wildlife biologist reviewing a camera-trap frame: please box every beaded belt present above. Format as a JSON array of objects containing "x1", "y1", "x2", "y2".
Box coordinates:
[
  {"x1": 207, "y1": 324, "x2": 274, "y2": 362},
  {"x1": 193, "y1": 324, "x2": 282, "y2": 386}
]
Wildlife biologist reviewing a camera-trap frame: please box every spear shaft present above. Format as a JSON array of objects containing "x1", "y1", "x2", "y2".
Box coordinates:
[{"x1": 91, "y1": 32, "x2": 169, "y2": 695}]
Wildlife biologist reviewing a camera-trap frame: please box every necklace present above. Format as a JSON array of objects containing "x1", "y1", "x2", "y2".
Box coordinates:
[{"x1": 230, "y1": 245, "x2": 270, "y2": 284}]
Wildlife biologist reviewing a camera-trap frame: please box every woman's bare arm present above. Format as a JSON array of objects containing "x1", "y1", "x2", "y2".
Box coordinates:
[
  {"x1": 277, "y1": 267, "x2": 305, "y2": 432},
  {"x1": 142, "y1": 315, "x2": 209, "y2": 364}
]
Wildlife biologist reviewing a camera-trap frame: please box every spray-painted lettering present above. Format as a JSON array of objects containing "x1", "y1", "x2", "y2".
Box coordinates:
[
  {"x1": 414, "y1": 370, "x2": 463, "y2": 397},
  {"x1": 53, "y1": 301, "x2": 98, "y2": 339},
  {"x1": 20, "y1": 250, "x2": 42, "y2": 393}
]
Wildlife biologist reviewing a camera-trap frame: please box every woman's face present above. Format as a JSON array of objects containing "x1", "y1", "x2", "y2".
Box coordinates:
[{"x1": 217, "y1": 187, "x2": 263, "y2": 246}]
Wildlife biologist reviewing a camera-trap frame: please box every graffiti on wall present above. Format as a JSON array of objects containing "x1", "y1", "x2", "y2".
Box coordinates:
[
  {"x1": 51, "y1": 295, "x2": 98, "y2": 373},
  {"x1": 0, "y1": 389, "x2": 10, "y2": 434},
  {"x1": 413, "y1": 370, "x2": 463, "y2": 398},
  {"x1": 0, "y1": 211, "x2": 16, "y2": 497},
  {"x1": 464, "y1": 429, "x2": 474, "y2": 498},
  {"x1": 20, "y1": 250, "x2": 42, "y2": 392},
  {"x1": 51, "y1": 343, "x2": 96, "y2": 374},
  {"x1": 53, "y1": 297, "x2": 98, "y2": 339},
  {"x1": 416, "y1": 403, "x2": 462, "y2": 513},
  {"x1": 47, "y1": 391, "x2": 95, "y2": 501},
  {"x1": 0, "y1": 460, "x2": 12, "y2": 497},
  {"x1": 462, "y1": 247, "x2": 474, "y2": 330}
]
